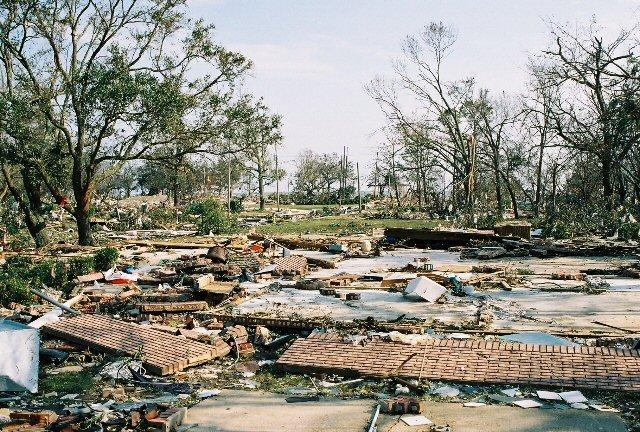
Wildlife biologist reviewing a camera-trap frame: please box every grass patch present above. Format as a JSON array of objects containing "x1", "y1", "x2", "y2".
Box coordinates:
[
  {"x1": 255, "y1": 215, "x2": 445, "y2": 235},
  {"x1": 40, "y1": 369, "x2": 96, "y2": 395}
]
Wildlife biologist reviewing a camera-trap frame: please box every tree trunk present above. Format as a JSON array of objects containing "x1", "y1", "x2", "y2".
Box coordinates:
[
  {"x1": 2, "y1": 166, "x2": 48, "y2": 247},
  {"x1": 258, "y1": 169, "x2": 265, "y2": 211},
  {"x1": 534, "y1": 142, "x2": 544, "y2": 218},
  {"x1": 172, "y1": 178, "x2": 179, "y2": 207},
  {"x1": 493, "y1": 156, "x2": 503, "y2": 217},
  {"x1": 601, "y1": 154, "x2": 613, "y2": 212},
  {"x1": 75, "y1": 186, "x2": 93, "y2": 246},
  {"x1": 616, "y1": 167, "x2": 626, "y2": 208},
  {"x1": 550, "y1": 162, "x2": 558, "y2": 216}
]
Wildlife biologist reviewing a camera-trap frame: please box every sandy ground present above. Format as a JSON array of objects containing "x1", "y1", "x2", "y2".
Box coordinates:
[{"x1": 182, "y1": 390, "x2": 627, "y2": 432}]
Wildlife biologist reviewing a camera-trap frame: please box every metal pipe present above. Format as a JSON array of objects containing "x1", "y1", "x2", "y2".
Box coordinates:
[{"x1": 30, "y1": 286, "x2": 80, "y2": 315}]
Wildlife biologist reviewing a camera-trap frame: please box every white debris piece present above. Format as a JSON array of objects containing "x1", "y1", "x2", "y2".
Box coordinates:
[
  {"x1": 388, "y1": 331, "x2": 433, "y2": 345},
  {"x1": 590, "y1": 404, "x2": 620, "y2": 412},
  {"x1": 536, "y1": 390, "x2": 562, "y2": 400},
  {"x1": 571, "y1": 403, "x2": 589, "y2": 410},
  {"x1": 395, "y1": 385, "x2": 410, "y2": 395},
  {"x1": 104, "y1": 267, "x2": 138, "y2": 282},
  {"x1": 559, "y1": 391, "x2": 588, "y2": 404},
  {"x1": 405, "y1": 277, "x2": 446, "y2": 302},
  {"x1": 463, "y1": 402, "x2": 487, "y2": 407},
  {"x1": 449, "y1": 333, "x2": 471, "y2": 340},
  {"x1": 501, "y1": 388, "x2": 519, "y2": 397},
  {"x1": 432, "y1": 385, "x2": 460, "y2": 397},
  {"x1": 401, "y1": 415, "x2": 434, "y2": 426},
  {"x1": 90, "y1": 400, "x2": 114, "y2": 412},
  {"x1": 0, "y1": 320, "x2": 39, "y2": 393},
  {"x1": 513, "y1": 400, "x2": 542, "y2": 409},
  {"x1": 197, "y1": 389, "x2": 222, "y2": 398},
  {"x1": 101, "y1": 360, "x2": 144, "y2": 380}
]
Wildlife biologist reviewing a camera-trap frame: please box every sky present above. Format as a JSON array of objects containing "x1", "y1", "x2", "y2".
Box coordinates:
[{"x1": 187, "y1": 0, "x2": 640, "y2": 187}]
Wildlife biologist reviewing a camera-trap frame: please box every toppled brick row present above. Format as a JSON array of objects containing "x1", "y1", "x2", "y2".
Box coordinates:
[
  {"x1": 138, "y1": 301, "x2": 208, "y2": 313},
  {"x1": 273, "y1": 255, "x2": 308, "y2": 274},
  {"x1": 207, "y1": 314, "x2": 324, "y2": 331},
  {"x1": 44, "y1": 314, "x2": 230, "y2": 375},
  {"x1": 275, "y1": 336, "x2": 640, "y2": 391}
]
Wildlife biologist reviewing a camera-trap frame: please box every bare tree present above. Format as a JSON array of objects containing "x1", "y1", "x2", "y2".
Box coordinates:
[
  {"x1": 540, "y1": 20, "x2": 640, "y2": 212},
  {"x1": 367, "y1": 22, "x2": 480, "y2": 214}
]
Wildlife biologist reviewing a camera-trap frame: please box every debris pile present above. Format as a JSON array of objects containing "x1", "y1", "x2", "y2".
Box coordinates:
[{"x1": 1, "y1": 226, "x2": 640, "y2": 430}]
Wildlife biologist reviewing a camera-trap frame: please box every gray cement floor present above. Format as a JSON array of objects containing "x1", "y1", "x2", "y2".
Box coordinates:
[{"x1": 182, "y1": 390, "x2": 627, "y2": 432}]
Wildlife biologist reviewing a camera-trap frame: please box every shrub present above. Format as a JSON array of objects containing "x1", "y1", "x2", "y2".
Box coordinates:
[
  {"x1": 618, "y1": 222, "x2": 640, "y2": 241},
  {"x1": 145, "y1": 207, "x2": 178, "y2": 228},
  {"x1": 187, "y1": 198, "x2": 236, "y2": 234},
  {"x1": 0, "y1": 274, "x2": 33, "y2": 307},
  {"x1": 541, "y1": 218, "x2": 570, "y2": 239},
  {"x1": 94, "y1": 247, "x2": 119, "y2": 271},
  {"x1": 230, "y1": 197, "x2": 244, "y2": 214},
  {"x1": 68, "y1": 256, "x2": 95, "y2": 278}
]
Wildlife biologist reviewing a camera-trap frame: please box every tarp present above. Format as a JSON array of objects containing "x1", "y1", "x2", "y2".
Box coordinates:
[{"x1": 0, "y1": 320, "x2": 39, "y2": 393}]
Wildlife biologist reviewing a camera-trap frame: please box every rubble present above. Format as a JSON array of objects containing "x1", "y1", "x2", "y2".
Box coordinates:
[{"x1": 2, "y1": 225, "x2": 640, "y2": 431}]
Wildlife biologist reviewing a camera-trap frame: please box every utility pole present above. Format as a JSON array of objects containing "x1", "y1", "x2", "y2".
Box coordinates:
[
  {"x1": 341, "y1": 146, "x2": 347, "y2": 206},
  {"x1": 227, "y1": 156, "x2": 231, "y2": 216},
  {"x1": 357, "y1": 162, "x2": 362, "y2": 213},
  {"x1": 374, "y1": 151, "x2": 379, "y2": 199},
  {"x1": 275, "y1": 145, "x2": 280, "y2": 211}
]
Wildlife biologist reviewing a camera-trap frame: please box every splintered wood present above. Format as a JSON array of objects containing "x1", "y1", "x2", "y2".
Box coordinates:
[{"x1": 43, "y1": 315, "x2": 229, "y2": 375}]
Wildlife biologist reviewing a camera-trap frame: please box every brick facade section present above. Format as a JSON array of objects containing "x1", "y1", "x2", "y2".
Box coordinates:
[
  {"x1": 276, "y1": 336, "x2": 640, "y2": 391},
  {"x1": 44, "y1": 315, "x2": 230, "y2": 375}
]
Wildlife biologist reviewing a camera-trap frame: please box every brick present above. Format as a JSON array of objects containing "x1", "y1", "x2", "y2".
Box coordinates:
[
  {"x1": 147, "y1": 407, "x2": 187, "y2": 432},
  {"x1": 43, "y1": 315, "x2": 225, "y2": 375},
  {"x1": 275, "y1": 336, "x2": 640, "y2": 391},
  {"x1": 9, "y1": 412, "x2": 58, "y2": 426}
]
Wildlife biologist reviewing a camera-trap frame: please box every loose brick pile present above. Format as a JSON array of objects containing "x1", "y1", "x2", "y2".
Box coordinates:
[
  {"x1": 44, "y1": 315, "x2": 230, "y2": 375},
  {"x1": 276, "y1": 334, "x2": 640, "y2": 391}
]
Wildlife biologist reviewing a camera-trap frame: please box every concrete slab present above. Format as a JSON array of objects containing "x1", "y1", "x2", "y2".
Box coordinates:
[
  {"x1": 182, "y1": 390, "x2": 374, "y2": 432},
  {"x1": 182, "y1": 391, "x2": 626, "y2": 432},
  {"x1": 377, "y1": 401, "x2": 627, "y2": 432}
]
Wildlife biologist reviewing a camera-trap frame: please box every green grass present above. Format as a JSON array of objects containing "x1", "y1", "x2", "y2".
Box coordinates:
[
  {"x1": 40, "y1": 370, "x2": 96, "y2": 395},
  {"x1": 255, "y1": 215, "x2": 445, "y2": 235}
]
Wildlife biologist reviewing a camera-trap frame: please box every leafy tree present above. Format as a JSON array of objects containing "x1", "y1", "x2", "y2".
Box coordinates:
[{"x1": 0, "y1": 0, "x2": 251, "y2": 244}]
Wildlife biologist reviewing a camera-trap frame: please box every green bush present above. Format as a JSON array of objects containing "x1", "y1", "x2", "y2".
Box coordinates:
[
  {"x1": 68, "y1": 256, "x2": 95, "y2": 279},
  {"x1": 230, "y1": 197, "x2": 244, "y2": 214},
  {"x1": 541, "y1": 219, "x2": 570, "y2": 239},
  {"x1": 0, "y1": 253, "x2": 104, "y2": 307},
  {"x1": 618, "y1": 222, "x2": 640, "y2": 241},
  {"x1": 94, "y1": 247, "x2": 119, "y2": 271},
  {"x1": 0, "y1": 274, "x2": 33, "y2": 307},
  {"x1": 187, "y1": 198, "x2": 236, "y2": 234},
  {"x1": 145, "y1": 207, "x2": 178, "y2": 228}
]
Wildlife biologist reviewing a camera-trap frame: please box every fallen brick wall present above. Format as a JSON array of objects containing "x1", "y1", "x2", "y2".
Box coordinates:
[
  {"x1": 44, "y1": 315, "x2": 230, "y2": 375},
  {"x1": 276, "y1": 334, "x2": 640, "y2": 391}
]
